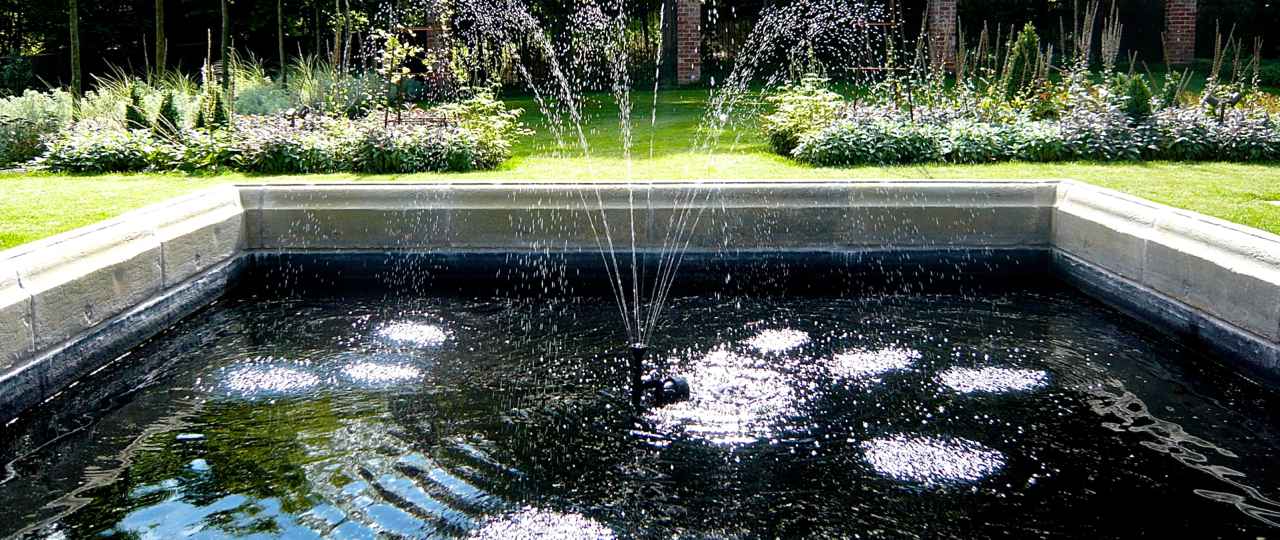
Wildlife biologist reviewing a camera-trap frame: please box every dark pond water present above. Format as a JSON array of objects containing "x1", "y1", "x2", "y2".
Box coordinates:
[{"x1": 3, "y1": 264, "x2": 1280, "y2": 539}]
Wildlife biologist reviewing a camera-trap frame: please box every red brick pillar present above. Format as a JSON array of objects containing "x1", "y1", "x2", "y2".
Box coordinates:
[
  {"x1": 676, "y1": 0, "x2": 701, "y2": 85},
  {"x1": 423, "y1": 21, "x2": 447, "y2": 54},
  {"x1": 1164, "y1": 0, "x2": 1197, "y2": 66},
  {"x1": 927, "y1": 0, "x2": 957, "y2": 70}
]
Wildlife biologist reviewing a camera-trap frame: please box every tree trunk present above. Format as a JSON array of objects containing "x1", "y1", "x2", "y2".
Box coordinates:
[
  {"x1": 278, "y1": 0, "x2": 286, "y2": 83},
  {"x1": 220, "y1": 0, "x2": 231, "y2": 92},
  {"x1": 332, "y1": 0, "x2": 341, "y2": 66},
  {"x1": 341, "y1": 0, "x2": 351, "y2": 71},
  {"x1": 313, "y1": 0, "x2": 320, "y2": 58},
  {"x1": 69, "y1": 0, "x2": 80, "y2": 107},
  {"x1": 155, "y1": 0, "x2": 166, "y2": 69}
]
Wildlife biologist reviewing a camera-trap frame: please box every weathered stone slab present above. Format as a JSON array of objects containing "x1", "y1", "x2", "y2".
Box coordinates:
[
  {"x1": 1052, "y1": 183, "x2": 1160, "y2": 282},
  {"x1": 254, "y1": 185, "x2": 452, "y2": 249},
  {"x1": 9, "y1": 220, "x2": 163, "y2": 352},
  {"x1": 0, "y1": 265, "x2": 33, "y2": 371},
  {"x1": 155, "y1": 186, "x2": 245, "y2": 287},
  {"x1": 1142, "y1": 207, "x2": 1280, "y2": 342}
]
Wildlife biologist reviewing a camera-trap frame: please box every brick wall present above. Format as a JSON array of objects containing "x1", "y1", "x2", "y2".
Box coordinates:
[
  {"x1": 1164, "y1": 0, "x2": 1197, "y2": 66},
  {"x1": 676, "y1": 0, "x2": 701, "y2": 85},
  {"x1": 927, "y1": 0, "x2": 957, "y2": 70}
]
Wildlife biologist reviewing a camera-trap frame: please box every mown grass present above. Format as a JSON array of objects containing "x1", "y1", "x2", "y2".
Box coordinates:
[{"x1": 2, "y1": 88, "x2": 1279, "y2": 250}]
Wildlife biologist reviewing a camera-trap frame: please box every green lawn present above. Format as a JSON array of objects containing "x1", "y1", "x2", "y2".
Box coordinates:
[{"x1": 2, "y1": 88, "x2": 1279, "y2": 250}]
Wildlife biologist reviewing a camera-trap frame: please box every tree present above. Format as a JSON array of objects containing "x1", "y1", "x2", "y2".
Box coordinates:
[
  {"x1": 221, "y1": 0, "x2": 231, "y2": 93},
  {"x1": 68, "y1": 0, "x2": 80, "y2": 108},
  {"x1": 278, "y1": 0, "x2": 287, "y2": 83},
  {"x1": 155, "y1": 0, "x2": 166, "y2": 69}
]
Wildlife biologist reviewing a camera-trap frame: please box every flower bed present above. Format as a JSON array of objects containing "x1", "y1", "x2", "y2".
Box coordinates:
[{"x1": 31, "y1": 91, "x2": 526, "y2": 174}]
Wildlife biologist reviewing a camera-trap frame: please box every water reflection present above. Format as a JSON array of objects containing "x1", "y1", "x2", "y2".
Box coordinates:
[
  {"x1": 6, "y1": 289, "x2": 1280, "y2": 538},
  {"x1": 862, "y1": 435, "x2": 1006, "y2": 486}
]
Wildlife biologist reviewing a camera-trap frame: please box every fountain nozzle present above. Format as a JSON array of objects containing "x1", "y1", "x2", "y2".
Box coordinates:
[{"x1": 629, "y1": 343, "x2": 648, "y2": 408}]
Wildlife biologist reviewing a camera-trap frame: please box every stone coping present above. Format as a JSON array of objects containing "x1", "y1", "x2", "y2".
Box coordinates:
[{"x1": 1, "y1": 179, "x2": 1278, "y2": 419}]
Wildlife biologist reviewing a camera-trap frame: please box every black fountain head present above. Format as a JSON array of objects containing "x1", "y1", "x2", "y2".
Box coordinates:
[
  {"x1": 629, "y1": 343, "x2": 649, "y2": 364},
  {"x1": 626, "y1": 342, "x2": 691, "y2": 408},
  {"x1": 655, "y1": 376, "x2": 691, "y2": 405}
]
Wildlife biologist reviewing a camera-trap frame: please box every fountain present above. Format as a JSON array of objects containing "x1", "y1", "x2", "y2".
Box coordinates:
[{"x1": 2, "y1": 1, "x2": 1280, "y2": 538}]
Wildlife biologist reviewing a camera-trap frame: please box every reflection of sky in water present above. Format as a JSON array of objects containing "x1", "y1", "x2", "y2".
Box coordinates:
[
  {"x1": 102, "y1": 461, "x2": 324, "y2": 539},
  {"x1": 468, "y1": 508, "x2": 614, "y2": 540},
  {"x1": 744, "y1": 328, "x2": 809, "y2": 354},
  {"x1": 939, "y1": 367, "x2": 1049, "y2": 394},
  {"x1": 648, "y1": 349, "x2": 797, "y2": 445},
  {"x1": 863, "y1": 435, "x2": 1006, "y2": 486},
  {"x1": 341, "y1": 362, "x2": 422, "y2": 385},
  {"x1": 829, "y1": 347, "x2": 920, "y2": 379},
  {"x1": 378, "y1": 321, "x2": 449, "y2": 347},
  {"x1": 223, "y1": 363, "x2": 320, "y2": 396}
]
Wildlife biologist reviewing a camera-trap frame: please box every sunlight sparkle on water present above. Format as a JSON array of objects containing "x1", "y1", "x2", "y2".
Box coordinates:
[
  {"x1": 467, "y1": 508, "x2": 614, "y2": 539},
  {"x1": 862, "y1": 435, "x2": 1006, "y2": 485},
  {"x1": 378, "y1": 322, "x2": 449, "y2": 347},
  {"x1": 745, "y1": 328, "x2": 809, "y2": 354},
  {"x1": 341, "y1": 362, "x2": 422, "y2": 384},
  {"x1": 649, "y1": 349, "x2": 796, "y2": 445},
  {"x1": 829, "y1": 347, "x2": 920, "y2": 379},
  {"x1": 224, "y1": 366, "x2": 320, "y2": 395},
  {"x1": 939, "y1": 367, "x2": 1049, "y2": 394}
]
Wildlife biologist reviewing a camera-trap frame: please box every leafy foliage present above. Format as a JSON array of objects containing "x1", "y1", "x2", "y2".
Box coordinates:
[
  {"x1": 125, "y1": 84, "x2": 149, "y2": 130},
  {"x1": 760, "y1": 75, "x2": 845, "y2": 156},
  {"x1": 36, "y1": 93, "x2": 527, "y2": 174},
  {"x1": 767, "y1": 21, "x2": 1280, "y2": 168},
  {"x1": 0, "y1": 89, "x2": 73, "y2": 166}
]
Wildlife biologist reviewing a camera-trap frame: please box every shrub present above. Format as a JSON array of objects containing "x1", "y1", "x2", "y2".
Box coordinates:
[
  {"x1": 0, "y1": 89, "x2": 72, "y2": 166},
  {"x1": 154, "y1": 92, "x2": 183, "y2": 138},
  {"x1": 125, "y1": 84, "x2": 149, "y2": 130},
  {"x1": 1113, "y1": 73, "x2": 1154, "y2": 120},
  {"x1": 38, "y1": 121, "x2": 174, "y2": 173},
  {"x1": 761, "y1": 75, "x2": 845, "y2": 156},
  {"x1": 794, "y1": 117, "x2": 942, "y2": 166},
  {"x1": 229, "y1": 116, "x2": 346, "y2": 173},
  {"x1": 210, "y1": 91, "x2": 230, "y2": 128},
  {"x1": 430, "y1": 90, "x2": 529, "y2": 169},
  {"x1": 235, "y1": 82, "x2": 293, "y2": 116},
  {"x1": 1002, "y1": 23, "x2": 1042, "y2": 101}
]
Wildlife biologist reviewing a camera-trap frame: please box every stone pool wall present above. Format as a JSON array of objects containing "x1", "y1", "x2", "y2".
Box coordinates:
[{"x1": 0, "y1": 180, "x2": 1276, "y2": 418}]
